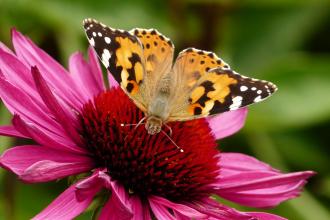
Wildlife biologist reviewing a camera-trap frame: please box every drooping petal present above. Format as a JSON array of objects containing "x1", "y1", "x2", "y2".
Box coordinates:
[
  {"x1": 75, "y1": 169, "x2": 109, "y2": 201},
  {"x1": 0, "y1": 48, "x2": 39, "y2": 100},
  {"x1": 88, "y1": 46, "x2": 106, "y2": 91},
  {"x1": 0, "y1": 145, "x2": 93, "y2": 180},
  {"x1": 0, "y1": 73, "x2": 65, "y2": 135},
  {"x1": 207, "y1": 108, "x2": 248, "y2": 139},
  {"x1": 108, "y1": 71, "x2": 119, "y2": 88},
  {"x1": 149, "y1": 196, "x2": 207, "y2": 219},
  {"x1": 0, "y1": 125, "x2": 28, "y2": 138},
  {"x1": 245, "y1": 212, "x2": 287, "y2": 220},
  {"x1": 0, "y1": 42, "x2": 15, "y2": 55},
  {"x1": 20, "y1": 159, "x2": 93, "y2": 183},
  {"x1": 11, "y1": 29, "x2": 83, "y2": 109},
  {"x1": 130, "y1": 196, "x2": 152, "y2": 220},
  {"x1": 31, "y1": 66, "x2": 82, "y2": 145},
  {"x1": 219, "y1": 153, "x2": 279, "y2": 177},
  {"x1": 12, "y1": 114, "x2": 84, "y2": 154},
  {"x1": 69, "y1": 52, "x2": 103, "y2": 101},
  {"x1": 32, "y1": 176, "x2": 99, "y2": 220},
  {"x1": 99, "y1": 180, "x2": 133, "y2": 220},
  {"x1": 190, "y1": 197, "x2": 252, "y2": 220},
  {"x1": 216, "y1": 169, "x2": 315, "y2": 208}
]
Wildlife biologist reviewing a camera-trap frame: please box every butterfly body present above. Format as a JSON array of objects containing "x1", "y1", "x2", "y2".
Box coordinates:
[{"x1": 83, "y1": 18, "x2": 278, "y2": 135}]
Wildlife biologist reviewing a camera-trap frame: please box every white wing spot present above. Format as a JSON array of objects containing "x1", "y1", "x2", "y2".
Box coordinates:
[
  {"x1": 92, "y1": 32, "x2": 97, "y2": 37},
  {"x1": 251, "y1": 87, "x2": 257, "y2": 91},
  {"x1": 257, "y1": 90, "x2": 262, "y2": 94},
  {"x1": 98, "y1": 32, "x2": 103, "y2": 37},
  {"x1": 101, "y1": 49, "x2": 111, "y2": 68},
  {"x1": 229, "y1": 96, "x2": 243, "y2": 110},
  {"x1": 104, "y1": 37, "x2": 111, "y2": 44},
  {"x1": 240, "y1": 86, "x2": 248, "y2": 92},
  {"x1": 88, "y1": 38, "x2": 95, "y2": 46},
  {"x1": 254, "y1": 96, "x2": 262, "y2": 103}
]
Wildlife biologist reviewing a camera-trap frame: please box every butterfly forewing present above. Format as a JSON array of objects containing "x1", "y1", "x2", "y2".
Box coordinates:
[
  {"x1": 129, "y1": 28, "x2": 174, "y2": 101},
  {"x1": 83, "y1": 18, "x2": 147, "y2": 111}
]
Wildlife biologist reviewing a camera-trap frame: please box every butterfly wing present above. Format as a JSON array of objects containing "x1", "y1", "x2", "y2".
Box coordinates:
[
  {"x1": 83, "y1": 18, "x2": 147, "y2": 111},
  {"x1": 129, "y1": 28, "x2": 174, "y2": 101},
  {"x1": 168, "y1": 48, "x2": 229, "y2": 119},
  {"x1": 168, "y1": 49, "x2": 277, "y2": 121}
]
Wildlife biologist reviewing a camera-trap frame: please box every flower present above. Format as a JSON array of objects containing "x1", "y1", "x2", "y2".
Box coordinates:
[{"x1": 0, "y1": 29, "x2": 314, "y2": 220}]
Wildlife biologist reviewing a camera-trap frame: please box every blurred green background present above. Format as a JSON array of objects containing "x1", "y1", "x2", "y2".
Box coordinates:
[{"x1": 0, "y1": 0, "x2": 330, "y2": 219}]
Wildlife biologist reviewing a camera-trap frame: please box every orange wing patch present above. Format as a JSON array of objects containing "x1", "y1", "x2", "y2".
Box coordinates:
[
  {"x1": 130, "y1": 28, "x2": 174, "y2": 76},
  {"x1": 173, "y1": 48, "x2": 230, "y2": 89},
  {"x1": 188, "y1": 71, "x2": 238, "y2": 116}
]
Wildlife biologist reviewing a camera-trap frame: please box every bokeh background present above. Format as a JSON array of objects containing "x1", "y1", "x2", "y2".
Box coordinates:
[{"x1": 0, "y1": 0, "x2": 330, "y2": 219}]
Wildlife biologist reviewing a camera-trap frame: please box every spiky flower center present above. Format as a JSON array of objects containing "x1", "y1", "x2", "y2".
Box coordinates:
[{"x1": 79, "y1": 88, "x2": 220, "y2": 201}]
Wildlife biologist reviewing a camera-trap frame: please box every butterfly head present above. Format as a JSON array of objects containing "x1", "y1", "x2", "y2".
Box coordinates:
[{"x1": 145, "y1": 116, "x2": 163, "y2": 135}]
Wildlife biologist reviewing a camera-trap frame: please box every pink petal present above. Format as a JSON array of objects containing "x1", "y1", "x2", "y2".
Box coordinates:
[
  {"x1": 12, "y1": 114, "x2": 84, "y2": 154},
  {"x1": 149, "y1": 199, "x2": 176, "y2": 220},
  {"x1": 31, "y1": 66, "x2": 82, "y2": 145},
  {"x1": 190, "y1": 197, "x2": 252, "y2": 220},
  {"x1": 69, "y1": 52, "x2": 103, "y2": 101},
  {"x1": 11, "y1": 29, "x2": 83, "y2": 109},
  {"x1": 130, "y1": 196, "x2": 151, "y2": 220},
  {"x1": 75, "y1": 169, "x2": 109, "y2": 201},
  {"x1": 245, "y1": 212, "x2": 287, "y2": 220},
  {"x1": 219, "y1": 153, "x2": 279, "y2": 177},
  {"x1": 149, "y1": 196, "x2": 207, "y2": 219},
  {"x1": 21, "y1": 159, "x2": 93, "y2": 183},
  {"x1": 0, "y1": 125, "x2": 28, "y2": 138},
  {"x1": 108, "y1": 71, "x2": 119, "y2": 88},
  {"x1": 0, "y1": 73, "x2": 65, "y2": 135},
  {"x1": 32, "y1": 177, "x2": 99, "y2": 220},
  {"x1": 0, "y1": 42, "x2": 15, "y2": 55},
  {"x1": 88, "y1": 46, "x2": 106, "y2": 91},
  {"x1": 216, "y1": 169, "x2": 315, "y2": 208},
  {"x1": 0, "y1": 48, "x2": 40, "y2": 101},
  {"x1": 99, "y1": 180, "x2": 133, "y2": 220},
  {"x1": 207, "y1": 108, "x2": 248, "y2": 139},
  {"x1": 0, "y1": 145, "x2": 93, "y2": 179}
]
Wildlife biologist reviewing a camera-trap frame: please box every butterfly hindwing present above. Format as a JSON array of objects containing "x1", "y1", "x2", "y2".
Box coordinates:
[
  {"x1": 187, "y1": 68, "x2": 277, "y2": 117},
  {"x1": 83, "y1": 19, "x2": 147, "y2": 110}
]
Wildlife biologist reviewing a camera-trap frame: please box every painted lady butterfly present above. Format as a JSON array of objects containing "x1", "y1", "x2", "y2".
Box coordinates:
[{"x1": 83, "y1": 18, "x2": 277, "y2": 135}]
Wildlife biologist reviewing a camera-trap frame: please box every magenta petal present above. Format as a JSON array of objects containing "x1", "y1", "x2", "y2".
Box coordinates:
[
  {"x1": 190, "y1": 197, "x2": 252, "y2": 220},
  {"x1": 88, "y1": 46, "x2": 106, "y2": 91},
  {"x1": 0, "y1": 48, "x2": 40, "y2": 100},
  {"x1": 149, "y1": 199, "x2": 176, "y2": 220},
  {"x1": 75, "y1": 169, "x2": 109, "y2": 201},
  {"x1": 220, "y1": 153, "x2": 279, "y2": 177},
  {"x1": 0, "y1": 42, "x2": 15, "y2": 55},
  {"x1": 32, "y1": 179, "x2": 97, "y2": 220},
  {"x1": 0, "y1": 125, "x2": 28, "y2": 138},
  {"x1": 69, "y1": 52, "x2": 103, "y2": 101},
  {"x1": 21, "y1": 159, "x2": 93, "y2": 183},
  {"x1": 31, "y1": 66, "x2": 82, "y2": 145},
  {"x1": 11, "y1": 29, "x2": 83, "y2": 109},
  {"x1": 130, "y1": 196, "x2": 152, "y2": 220},
  {"x1": 108, "y1": 71, "x2": 119, "y2": 88},
  {"x1": 0, "y1": 145, "x2": 92, "y2": 178},
  {"x1": 12, "y1": 114, "x2": 84, "y2": 154},
  {"x1": 207, "y1": 108, "x2": 248, "y2": 139},
  {"x1": 149, "y1": 196, "x2": 207, "y2": 219},
  {"x1": 245, "y1": 212, "x2": 287, "y2": 220},
  {"x1": 99, "y1": 180, "x2": 133, "y2": 220},
  {"x1": 216, "y1": 170, "x2": 315, "y2": 208}
]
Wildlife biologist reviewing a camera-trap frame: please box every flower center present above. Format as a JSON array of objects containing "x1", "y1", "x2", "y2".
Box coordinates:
[{"x1": 79, "y1": 88, "x2": 220, "y2": 201}]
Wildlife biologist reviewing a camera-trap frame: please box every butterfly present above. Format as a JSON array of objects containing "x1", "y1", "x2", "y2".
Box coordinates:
[{"x1": 83, "y1": 18, "x2": 277, "y2": 135}]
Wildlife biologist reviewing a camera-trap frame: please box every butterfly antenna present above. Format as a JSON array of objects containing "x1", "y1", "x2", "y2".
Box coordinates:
[
  {"x1": 164, "y1": 123, "x2": 173, "y2": 136},
  {"x1": 120, "y1": 117, "x2": 146, "y2": 128},
  {"x1": 161, "y1": 130, "x2": 184, "y2": 153}
]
